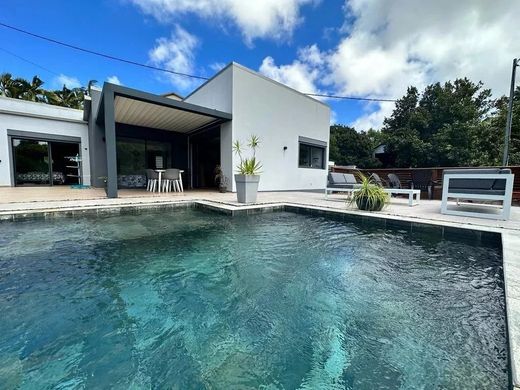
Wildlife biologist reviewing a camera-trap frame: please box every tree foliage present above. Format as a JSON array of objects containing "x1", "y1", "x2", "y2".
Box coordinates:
[
  {"x1": 379, "y1": 79, "x2": 519, "y2": 167},
  {"x1": 0, "y1": 73, "x2": 85, "y2": 109},
  {"x1": 330, "y1": 78, "x2": 520, "y2": 168},
  {"x1": 329, "y1": 125, "x2": 381, "y2": 168}
]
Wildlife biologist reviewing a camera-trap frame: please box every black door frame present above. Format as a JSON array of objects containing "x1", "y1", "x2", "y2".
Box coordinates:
[
  {"x1": 188, "y1": 126, "x2": 221, "y2": 189},
  {"x1": 7, "y1": 130, "x2": 82, "y2": 187}
]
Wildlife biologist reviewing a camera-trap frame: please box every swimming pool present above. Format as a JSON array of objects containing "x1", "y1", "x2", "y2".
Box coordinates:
[{"x1": 0, "y1": 209, "x2": 508, "y2": 388}]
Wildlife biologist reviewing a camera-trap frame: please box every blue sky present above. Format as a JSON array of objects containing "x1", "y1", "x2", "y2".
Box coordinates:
[{"x1": 1, "y1": 0, "x2": 519, "y2": 129}]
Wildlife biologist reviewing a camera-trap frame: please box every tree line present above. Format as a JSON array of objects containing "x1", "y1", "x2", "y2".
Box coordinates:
[
  {"x1": 330, "y1": 78, "x2": 520, "y2": 168},
  {"x1": 0, "y1": 73, "x2": 85, "y2": 109}
]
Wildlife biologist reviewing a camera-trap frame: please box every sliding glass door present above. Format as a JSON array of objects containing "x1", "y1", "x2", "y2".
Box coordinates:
[
  {"x1": 12, "y1": 138, "x2": 80, "y2": 186},
  {"x1": 12, "y1": 139, "x2": 50, "y2": 185}
]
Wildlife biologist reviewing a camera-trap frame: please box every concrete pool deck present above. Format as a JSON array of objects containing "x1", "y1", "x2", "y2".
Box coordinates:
[{"x1": 1, "y1": 186, "x2": 520, "y2": 387}]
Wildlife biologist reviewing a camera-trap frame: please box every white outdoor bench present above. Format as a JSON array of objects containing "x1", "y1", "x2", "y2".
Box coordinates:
[
  {"x1": 324, "y1": 187, "x2": 359, "y2": 197},
  {"x1": 441, "y1": 169, "x2": 514, "y2": 220},
  {"x1": 383, "y1": 188, "x2": 420, "y2": 207}
]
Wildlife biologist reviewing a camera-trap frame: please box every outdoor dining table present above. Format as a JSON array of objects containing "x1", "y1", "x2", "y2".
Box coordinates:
[{"x1": 154, "y1": 169, "x2": 166, "y2": 192}]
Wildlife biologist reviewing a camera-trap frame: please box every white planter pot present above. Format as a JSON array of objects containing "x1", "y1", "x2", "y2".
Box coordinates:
[{"x1": 235, "y1": 174, "x2": 260, "y2": 203}]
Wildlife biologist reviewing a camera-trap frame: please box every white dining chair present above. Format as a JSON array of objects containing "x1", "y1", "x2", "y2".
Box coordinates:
[
  {"x1": 145, "y1": 169, "x2": 158, "y2": 192},
  {"x1": 163, "y1": 169, "x2": 183, "y2": 193}
]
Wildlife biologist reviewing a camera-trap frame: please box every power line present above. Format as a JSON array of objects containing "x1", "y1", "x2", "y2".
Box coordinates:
[
  {"x1": 0, "y1": 46, "x2": 60, "y2": 76},
  {"x1": 305, "y1": 93, "x2": 397, "y2": 102},
  {"x1": 0, "y1": 22, "x2": 210, "y2": 81},
  {"x1": 0, "y1": 21, "x2": 399, "y2": 103}
]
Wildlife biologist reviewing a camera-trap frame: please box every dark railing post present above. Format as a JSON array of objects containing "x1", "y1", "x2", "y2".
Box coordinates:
[{"x1": 503, "y1": 58, "x2": 518, "y2": 166}]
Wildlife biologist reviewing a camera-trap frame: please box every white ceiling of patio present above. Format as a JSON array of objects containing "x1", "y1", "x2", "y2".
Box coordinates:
[{"x1": 114, "y1": 96, "x2": 223, "y2": 133}]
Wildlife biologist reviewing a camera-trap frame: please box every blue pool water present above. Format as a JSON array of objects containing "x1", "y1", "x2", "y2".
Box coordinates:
[{"x1": 0, "y1": 209, "x2": 508, "y2": 389}]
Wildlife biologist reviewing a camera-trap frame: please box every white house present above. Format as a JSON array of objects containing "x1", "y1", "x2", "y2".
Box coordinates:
[
  {"x1": 0, "y1": 96, "x2": 90, "y2": 187},
  {"x1": 0, "y1": 62, "x2": 330, "y2": 197}
]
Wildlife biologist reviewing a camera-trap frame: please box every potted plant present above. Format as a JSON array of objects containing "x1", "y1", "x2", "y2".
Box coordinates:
[
  {"x1": 214, "y1": 164, "x2": 228, "y2": 193},
  {"x1": 98, "y1": 176, "x2": 108, "y2": 194},
  {"x1": 233, "y1": 135, "x2": 262, "y2": 203},
  {"x1": 349, "y1": 173, "x2": 389, "y2": 211}
]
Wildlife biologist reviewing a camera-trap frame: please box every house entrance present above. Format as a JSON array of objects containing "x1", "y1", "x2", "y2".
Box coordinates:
[{"x1": 190, "y1": 127, "x2": 220, "y2": 188}]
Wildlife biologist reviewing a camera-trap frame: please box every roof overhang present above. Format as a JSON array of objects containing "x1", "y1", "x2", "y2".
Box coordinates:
[{"x1": 96, "y1": 83, "x2": 231, "y2": 134}]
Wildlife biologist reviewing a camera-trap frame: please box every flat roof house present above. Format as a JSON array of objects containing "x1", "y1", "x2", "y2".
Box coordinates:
[{"x1": 0, "y1": 62, "x2": 330, "y2": 198}]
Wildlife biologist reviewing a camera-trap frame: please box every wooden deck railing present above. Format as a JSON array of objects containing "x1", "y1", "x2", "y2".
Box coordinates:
[{"x1": 331, "y1": 165, "x2": 520, "y2": 202}]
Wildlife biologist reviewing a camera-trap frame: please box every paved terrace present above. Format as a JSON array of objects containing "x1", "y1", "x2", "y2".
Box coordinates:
[
  {"x1": 1, "y1": 186, "x2": 520, "y2": 388},
  {"x1": 0, "y1": 186, "x2": 519, "y2": 232}
]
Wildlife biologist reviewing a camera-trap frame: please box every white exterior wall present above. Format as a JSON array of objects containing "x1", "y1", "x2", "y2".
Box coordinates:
[
  {"x1": 0, "y1": 97, "x2": 90, "y2": 186},
  {"x1": 186, "y1": 63, "x2": 330, "y2": 192},
  {"x1": 231, "y1": 64, "x2": 330, "y2": 191},
  {"x1": 185, "y1": 66, "x2": 234, "y2": 190}
]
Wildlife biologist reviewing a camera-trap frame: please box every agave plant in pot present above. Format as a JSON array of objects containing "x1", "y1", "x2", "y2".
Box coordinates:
[
  {"x1": 349, "y1": 173, "x2": 389, "y2": 211},
  {"x1": 233, "y1": 135, "x2": 262, "y2": 203}
]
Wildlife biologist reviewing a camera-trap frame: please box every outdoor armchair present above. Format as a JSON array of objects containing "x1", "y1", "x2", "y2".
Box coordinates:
[
  {"x1": 441, "y1": 168, "x2": 514, "y2": 220},
  {"x1": 387, "y1": 173, "x2": 402, "y2": 189},
  {"x1": 411, "y1": 170, "x2": 437, "y2": 200}
]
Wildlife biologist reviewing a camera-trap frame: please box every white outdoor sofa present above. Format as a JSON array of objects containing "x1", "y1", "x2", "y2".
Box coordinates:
[
  {"x1": 324, "y1": 172, "x2": 361, "y2": 196},
  {"x1": 325, "y1": 172, "x2": 421, "y2": 207},
  {"x1": 441, "y1": 168, "x2": 514, "y2": 220}
]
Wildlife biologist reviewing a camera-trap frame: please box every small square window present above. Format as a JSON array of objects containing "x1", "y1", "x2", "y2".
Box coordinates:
[{"x1": 299, "y1": 142, "x2": 325, "y2": 169}]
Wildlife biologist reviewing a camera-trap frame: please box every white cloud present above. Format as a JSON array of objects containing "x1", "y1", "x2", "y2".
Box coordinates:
[
  {"x1": 335, "y1": 0, "x2": 520, "y2": 129},
  {"x1": 259, "y1": 55, "x2": 321, "y2": 95},
  {"x1": 148, "y1": 24, "x2": 200, "y2": 91},
  {"x1": 330, "y1": 109, "x2": 338, "y2": 125},
  {"x1": 107, "y1": 76, "x2": 122, "y2": 85},
  {"x1": 350, "y1": 101, "x2": 395, "y2": 130},
  {"x1": 258, "y1": 44, "x2": 328, "y2": 98},
  {"x1": 209, "y1": 62, "x2": 226, "y2": 73},
  {"x1": 259, "y1": 0, "x2": 520, "y2": 130},
  {"x1": 54, "y1": 74, "x2": 81, "y2": 89},
  {"x1": 130, "y1": 0, "x2": 316, "y2": 45}
]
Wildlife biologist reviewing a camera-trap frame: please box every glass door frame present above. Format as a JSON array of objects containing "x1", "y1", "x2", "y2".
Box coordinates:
[
  {"x1": 10, "y1": 134, "x2": 81, "y2": 187},
  {"x1": 11, "y1": 138, "x2": 52, "y2": 186}
]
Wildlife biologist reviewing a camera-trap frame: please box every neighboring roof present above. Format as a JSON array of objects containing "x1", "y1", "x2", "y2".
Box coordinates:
[
  {"x1": 184, "y1": 61, "x2": 330, "y2": 108},
  {"x1": 97, "y1": 83, "x2": 231, "y2": 134},
  {"x1": 373, "y1": 143, "x2": 387, "y2": 154},
  {"x1": 161, "y1": 92, "x2": 184, "y2": 101}
]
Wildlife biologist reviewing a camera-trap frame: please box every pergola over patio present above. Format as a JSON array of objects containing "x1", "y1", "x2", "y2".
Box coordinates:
[{"x1": 91, "y1": 83, "x2": 232, "y2": 198}]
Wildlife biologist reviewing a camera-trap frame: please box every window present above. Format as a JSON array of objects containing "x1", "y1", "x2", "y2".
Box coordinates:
[
  {"x1": 116, "y1": 137, "x2": 171, "y2": 174},
  {"x1": 299, "y1": 142, "x2": 325, "y2": 169},
  {"x1": 117, "y1": 137, "x2": 146, "y2": 175}
]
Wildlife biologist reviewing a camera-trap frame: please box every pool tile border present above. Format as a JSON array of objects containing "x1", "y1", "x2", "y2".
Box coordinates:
[{"x1": 0, "y1": 199, "x2": 519, "y2": 387}]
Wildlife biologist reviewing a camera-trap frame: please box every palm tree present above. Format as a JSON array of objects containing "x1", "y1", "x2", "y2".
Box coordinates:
[
  {"x1": 19, "y1": 75, "x2": 46, "y2": 102},
  {"x1": 0, "y1": 73, "x2": 24, "y2": 98},
  {"x1": 0, "y1": 72, "x2": 85, "y2": 109},
  {"x1": 49, "y1": 85, "x2": 85, "y2": 109}
]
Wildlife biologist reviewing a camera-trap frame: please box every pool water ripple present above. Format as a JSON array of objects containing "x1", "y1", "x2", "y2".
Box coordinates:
[{"x1": 0, "y1": 209, "x2": 508, "y2": 389}]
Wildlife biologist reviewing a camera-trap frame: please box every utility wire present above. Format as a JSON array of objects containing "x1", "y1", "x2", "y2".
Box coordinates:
[
  {"x1": 0, "y1": 21, "x2": 399, "y2": 103},
  {"x1": 0, "y1": 21, "x2": 210, "y2": 81},
  {"x1": 0, "y1": 46, "x2": 60, "y2": 76},
  {"x1": 305, "y1": 93, "x2": 397, "y2": 102}
]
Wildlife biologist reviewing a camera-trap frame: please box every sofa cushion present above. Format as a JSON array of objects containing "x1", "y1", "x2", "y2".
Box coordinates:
[
  {"x1": 444, "y1": 168, "x2": 512, "y2": 192},
  {"x1": 343, "y1": 173, "x2": 358, "y2": 184},
  {"x1": 117, "y1": 174, "x2": 147, "y2": 188},
  {"x1": 328, "y1": 172, "x2": 347, "y2": 184}
]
